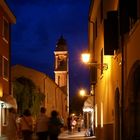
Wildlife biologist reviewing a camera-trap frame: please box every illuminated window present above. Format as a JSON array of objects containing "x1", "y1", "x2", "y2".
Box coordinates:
[
  {"x1": 2, "y1": 108, "x2": 8, "y2": 126},
  {"x1": 95, "y1": 104, "x2": 98, "y2": 127},
  {"x1": 2, "y1": 56, "x2": 9, "y2": 81},
  {"x1": 2, "y1": 17, "x2": 9, "y2": 43},
  {"x1": 101, "y1": 102, "x2": 103, "y2": 127}
]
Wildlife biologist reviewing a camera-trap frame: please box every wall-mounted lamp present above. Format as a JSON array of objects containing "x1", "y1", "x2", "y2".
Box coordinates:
[
  {"x1": 79, "y1": 88, "x2": 91, "y2": 97},
  {"x1": 81, "y1": 53, "x2": 108, "y2": 71}
]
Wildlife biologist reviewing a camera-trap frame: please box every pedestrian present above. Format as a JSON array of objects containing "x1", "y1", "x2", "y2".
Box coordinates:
[
  {"x1": 77, "y1": 118, "x2": 81, "y2": 132},
  {"x1": 36, "y1": 107, "x2": 49, "y2": 140},
  {"x1": 19, "y1": 109, "x2": 33, "y2": 140},
  {"x1": 67, "y1": 116, "x2": 72, "y2": 133},
  {"x1": 6, "y1": 107, "x2": 18, "y2": 140},
  {"x1": 48, "y1": 110, "x2": 63, "y2": 140}
]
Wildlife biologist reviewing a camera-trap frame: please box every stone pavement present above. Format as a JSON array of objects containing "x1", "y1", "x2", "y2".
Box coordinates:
[
  {"x1": 58, "y1": 130, "x2": 96, "y2": 140},
  {"x1": 0, "y1": 136, "x2": 7, "y2": 140}
]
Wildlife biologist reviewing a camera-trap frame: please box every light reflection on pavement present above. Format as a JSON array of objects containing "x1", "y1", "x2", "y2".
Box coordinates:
[{"x1": 58, "y1": 130, "x2": 96, "y2": 140}]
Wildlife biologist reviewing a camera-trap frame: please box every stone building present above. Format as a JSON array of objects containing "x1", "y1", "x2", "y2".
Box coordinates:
[
  {"x1": 85, "y1": 0, "x2": 140, "y2": 140},
  {"x1": 0, "y1": 0, "x2": 16, "y2": 137},
  {"x1": 11, "y1": 65, "x2": 67, "y2": 124}
]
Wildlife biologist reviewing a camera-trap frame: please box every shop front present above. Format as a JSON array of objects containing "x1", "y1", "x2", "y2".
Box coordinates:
[{"x1": 0, "y1": 95, "x2": 17, "y2": 138}]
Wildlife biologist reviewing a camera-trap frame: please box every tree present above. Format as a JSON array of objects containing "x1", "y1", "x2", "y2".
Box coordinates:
[{"x1": 13, "y1": 76, "x2": 45, "y2": 116}]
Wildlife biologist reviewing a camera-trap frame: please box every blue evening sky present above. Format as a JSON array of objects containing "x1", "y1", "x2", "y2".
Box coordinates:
[{"x1": 6, "y1": 0, "x2": 91, "y2": 97}]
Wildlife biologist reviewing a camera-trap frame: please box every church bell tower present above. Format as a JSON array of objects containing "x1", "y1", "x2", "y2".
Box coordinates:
[{"x1": 54, "y1": 36, "x2": 69, "y2": 114}]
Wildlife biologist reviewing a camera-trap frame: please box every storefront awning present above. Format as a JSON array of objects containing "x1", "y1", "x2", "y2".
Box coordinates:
[
  {"x1": 83, "y1": 96, "x2": 94, "y2": 108},
  {"x1": 0, "y1": 95, "x2": 17, "y2": 109}
]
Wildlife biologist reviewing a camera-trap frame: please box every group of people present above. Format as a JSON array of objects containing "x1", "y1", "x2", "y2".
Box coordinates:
[
  {"x1": 67, "y1": 115, "x2": 83, "y2": 133},
  {"x1": 7, "y1": 107, "x2": 63, "y2": 140}
]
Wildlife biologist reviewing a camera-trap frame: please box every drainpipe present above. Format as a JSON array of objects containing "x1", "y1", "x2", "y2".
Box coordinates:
[
  {"x1": 118, "y1": 4, "x2": 124, "y2": 140},
  {"x1": 121, "y1": 32, "x2": 124, "y2": 140}
]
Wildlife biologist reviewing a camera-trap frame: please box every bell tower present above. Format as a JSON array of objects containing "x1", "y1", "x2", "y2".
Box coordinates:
[{"x1": 54, "y1": 35, "x2": 69, "y2": 114}]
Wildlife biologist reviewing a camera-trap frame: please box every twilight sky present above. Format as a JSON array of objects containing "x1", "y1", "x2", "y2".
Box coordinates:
[{"x1": 6, "y1": 0, "x2": 91, "y2": 98}]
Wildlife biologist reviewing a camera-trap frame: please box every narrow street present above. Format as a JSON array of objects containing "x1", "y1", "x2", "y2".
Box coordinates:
[{"x1": 58, "y1": 130, "x2": 96, "y2": 140}]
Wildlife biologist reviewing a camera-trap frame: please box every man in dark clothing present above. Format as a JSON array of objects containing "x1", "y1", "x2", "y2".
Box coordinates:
[{"x1": 48, "y1": 110, "x2": 63, "y2": 140}]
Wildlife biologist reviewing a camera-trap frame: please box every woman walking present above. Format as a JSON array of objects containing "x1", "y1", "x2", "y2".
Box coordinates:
[
  {"x1": 36, "y1": 107, "x2": 49, "y2": 140},
  {"x1": 19, "y1": 109, "x2": 33, "y2": 140}
]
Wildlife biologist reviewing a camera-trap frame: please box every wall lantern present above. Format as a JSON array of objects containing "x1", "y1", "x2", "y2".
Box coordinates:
[{"x1": 81, "y1": 52, "x2": 108, "y2": 71}]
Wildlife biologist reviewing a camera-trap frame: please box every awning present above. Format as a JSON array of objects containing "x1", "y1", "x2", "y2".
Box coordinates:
[
  {"x1": 83, "y1": 96, "x2": 94, "y2": 112},
  {"x1": 0, "y1": 95, "x2": 17, "y2": 109},
  {"x1": 83, "y1": 96, "x2": 94, "y2": 108}
]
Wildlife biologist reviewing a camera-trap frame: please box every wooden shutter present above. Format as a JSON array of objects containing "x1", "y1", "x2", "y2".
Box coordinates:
[{"x1": 104, "y1": 11, "x2": 119, "y2": 55}]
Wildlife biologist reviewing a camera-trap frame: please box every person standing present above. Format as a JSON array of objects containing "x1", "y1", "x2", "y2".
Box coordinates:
[
  {"x1": 20, "y1": 109, "x2": 33, "y2": 140},
  {"x1": 67, "y1": 116, "x2": 72, "y2": 133},
  {"x1": 48, "y1": 110, "x2": 63, "y2": 140},
  {"x1": 6, "y1": 107, "x2": 18, "y2": 140},
  {"x1": 36, "y1": 107, "x2": 49, "y2": 140}
]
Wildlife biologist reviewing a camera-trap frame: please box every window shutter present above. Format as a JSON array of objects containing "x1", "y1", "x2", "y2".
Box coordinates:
[
  {"x1": 119, "y1": 0, "x2": 130, "y2": 35},
  {"x1": 137, "y1": 0, "x2": 140, "y2": 19},
  {"x1": 104, "y1": 11, "x2": 119, "y2": 55},
  {"x1": 90, "y1": 66, "x2": 97, "y2": 85}
]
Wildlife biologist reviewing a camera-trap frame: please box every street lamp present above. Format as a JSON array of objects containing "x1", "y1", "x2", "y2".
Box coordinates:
[
  {"x1": 81, "y1": 52, "x2": 108, "y2": 70},
  {"x1": 79, "y1": 88, "x2": 88, "y2": 97},
  {"x1": 81, "y1": 52, "x2": 108, "y2": 136}
]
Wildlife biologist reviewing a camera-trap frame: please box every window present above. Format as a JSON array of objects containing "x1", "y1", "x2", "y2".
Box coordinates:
[
  {"x1": 2, "y1": 56, "x2": 9, "y2": 81},
  {"x1": 2, "y1": 17, "x2": 9, "y2": 43},
  {"x1": 101, "y1": 49, "x2": 103, "y2": 75},
  {"x1": 95, "y1": 19, "x2": 97, "y2": 38},
  {"x1": 0, "y1": 55, "x2": 2, "y2": 76},
  {"x1": 101, "y1": 102, "x2": 103, "y2": 127},
  {"x1": 100, "y1": 0, "x2": 103, "y2": 23},
  {"x1": 2, "y1": 108, "x2": 8, "y2": 126},
  {"x1": 95, "y1": 104, "x2": 98, "y2": 127}
]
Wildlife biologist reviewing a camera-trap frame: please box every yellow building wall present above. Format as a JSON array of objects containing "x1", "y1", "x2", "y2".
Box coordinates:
[{"x1": 126, "y1": 23, "x2": 140, "y2": 78}]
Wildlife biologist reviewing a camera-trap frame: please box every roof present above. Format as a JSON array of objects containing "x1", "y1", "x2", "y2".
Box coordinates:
[
  {"x1": 0, "y1": 0, "x2": 16, "y2": 23},
  {"x1": 55, "y1": 35, "x2": 67, "y2": 51}
]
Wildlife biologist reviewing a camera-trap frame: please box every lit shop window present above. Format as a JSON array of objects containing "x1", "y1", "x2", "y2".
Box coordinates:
[
  {"x1": 1, "y1": 103, "x2": 8, "y2": 126},
  {"x1": 2, "y1": 17, "x2": 9, "y2": 43},
  {"x1": 2, "y1": 108, "x2": 8, "y2": 126},
  {"x1": 95, "y1": 104, "x2": 98, "y2": 127},
  {"x1": 101, "y1": 102, "x2": 103, "y2": 127},
  {"x1": 2, "y1": 57, "x2": 9, "y2": 81}
]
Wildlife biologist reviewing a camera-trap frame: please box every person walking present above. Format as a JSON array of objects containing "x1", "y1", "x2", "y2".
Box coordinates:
[
  {"x1": 19, "y1": 109, "x2": 33, "y2": 140},
  {"x1": 48, "y1": 110, "x2": 63, "y2": 140},
  {"x1": 36, "y1": 107, "x2": 49, "y2": 140},
  {"x1": 67, "y1": 116, "x2": 72, "y2": 133},
  {"x1": 6, "y1": 107, "x2": 18, "y2": 140}
]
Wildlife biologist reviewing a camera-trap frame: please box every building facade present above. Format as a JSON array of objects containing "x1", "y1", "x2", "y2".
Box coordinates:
[
  {"x1": 88, "y1": 0, "x2": 140, "y2": 140},
  {"x1": 54, "y1": 36, "x2": 69, "y2": 114},
  {"x1": 11, "y1": 65, "x2": 67, "y2": 124},
  {"x1": 0, "y1": 0, "x2": 16, "y2": 137}
]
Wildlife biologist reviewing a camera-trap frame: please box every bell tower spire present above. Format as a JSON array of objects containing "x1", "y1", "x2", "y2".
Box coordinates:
[{"x1": 54, "y1": 35, "x2": 69, "y2": 114}]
